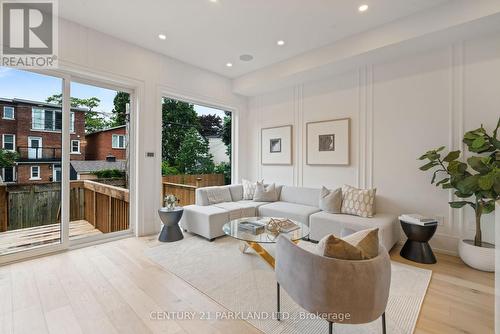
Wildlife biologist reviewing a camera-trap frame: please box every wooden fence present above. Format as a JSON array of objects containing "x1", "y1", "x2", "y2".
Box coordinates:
[
  {"x1": 162, "y1": 173, "x2": 225, "y2": 206},
  {"x1": 0, "y1": 180, "x2": 129, "y2": 233}
]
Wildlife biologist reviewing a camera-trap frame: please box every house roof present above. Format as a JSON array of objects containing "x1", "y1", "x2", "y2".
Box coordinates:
[
  {"x1": 86, "y1": 125, "x2": 126, "y2": 135},
  {"x1": 0, "y1": 97, "x2": 88, "y2": 112},
  {"x1": 70, "y1": 160, "x2": 126, "y2": 173}
]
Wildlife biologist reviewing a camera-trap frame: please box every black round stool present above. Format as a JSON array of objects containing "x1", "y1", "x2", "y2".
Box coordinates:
[{"x1": 400, "y1": 220, "x2": 437, "y2": 264}]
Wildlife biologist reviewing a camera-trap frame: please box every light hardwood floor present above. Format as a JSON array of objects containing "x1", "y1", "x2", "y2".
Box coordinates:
[{"x1": 0, "y1": 236, "x2": 494, "y2": 334}]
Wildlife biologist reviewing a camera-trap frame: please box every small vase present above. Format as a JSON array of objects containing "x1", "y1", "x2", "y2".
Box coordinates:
[{"x1": 165, "y1": 202, "x2": 176, "y2": 211}]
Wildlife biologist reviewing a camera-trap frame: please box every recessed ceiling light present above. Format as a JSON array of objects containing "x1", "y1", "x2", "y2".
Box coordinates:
[
  {"x1": 239, "y1": 54, "x2": 254, "y2": 62},
  {"x1": 277, "y1": 40, "x2": 285, "y2": 46},
  {"x1": 209, "y1": 0, "x2": 218, "y2": 3},
  {"x1": 226, "y1": 62, "x2": 233, "y2": 67},
  {"x1": 358, "y1": 4, "x2": 368, "y2": 12},
  {"x1": 158, "y1": 34, "x2": 166, "y2": 40}
]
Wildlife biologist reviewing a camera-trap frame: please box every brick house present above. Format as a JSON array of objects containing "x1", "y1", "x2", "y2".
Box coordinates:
[
  {"x1": 0, "y1": 98, "x2": 86, "y2": 184},
  {"x1": 85, "y1": 125, "x2": 127, "y2": 160}
]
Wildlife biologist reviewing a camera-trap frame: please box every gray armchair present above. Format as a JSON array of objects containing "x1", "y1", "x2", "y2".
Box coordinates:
[{"x1": 275, "y1": 236, "x2": 391, "y2": 334}]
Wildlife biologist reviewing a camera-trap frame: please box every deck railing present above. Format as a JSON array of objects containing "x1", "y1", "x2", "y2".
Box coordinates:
[
  {"x1": 0, "y1": 180, "x2": 129, "y2": 233},
  {"x1": 162, "y1": 173, "x2": 225, "y2": 206},
  {"x1": 70, "y1": 180, "x2": 129, "y2": 233}
]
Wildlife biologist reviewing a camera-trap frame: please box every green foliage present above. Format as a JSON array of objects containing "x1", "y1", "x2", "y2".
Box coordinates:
[
  {"x1": 92, "y1": 169, "x2": 125, "y2": 178},
  {"x1": 214, "y1": 161, "x2": 231, "y2": 185},
  {"x1": 221, "y1": 111, "x2": 232, "y2": 160},
  {"x1": 198, "y1": 114, "x2": 222, "y2": 137},
  {"x1": 161, "y1": 162, "x2": 180, "y2": 176},
  {"x1": 111, "y1": 92, "x2": 129, "y2": 127},
  {"x1": 162, "y1": 98, "x2": 201, "y2": 165},
  {"x1": 418, "y1": 117, "x2": 500, "y2": 246},
  {"x1": 46, "y1": 94, "x2": 109, "y2": 133},
  {"x1": 0, "y1": 148, "x2": 18, "y2": 168},
  {"x1": 175, "y1": 128, "x2": 214, "y2": 174}
]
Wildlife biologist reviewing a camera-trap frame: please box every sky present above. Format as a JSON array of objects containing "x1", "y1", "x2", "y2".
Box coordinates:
[{"x1": 0, "y1": 66, "x2": 227, "y2": 118}]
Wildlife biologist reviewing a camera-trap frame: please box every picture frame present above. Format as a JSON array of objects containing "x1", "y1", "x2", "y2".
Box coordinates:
[
  {"x1": 306, "y1": 118, "x2": 350, "y2": 165},
  {"x1": 261, "y1": 125, "x2": 292, "y2": 165}
]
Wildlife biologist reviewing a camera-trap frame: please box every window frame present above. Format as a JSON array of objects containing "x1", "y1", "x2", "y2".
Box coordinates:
[
  {"x1": 2, "y1": 134, "x2": 16, "y2": 151},
  {"x1": 70, "y1": 139, "x2": 80, "y2": 154},
  {"x1": 30, "y1": 165, "x2": 41, "y2": 180},
  {"x1": 3, "y1": 106, "x2": 15, "y2": 120},
  {"x1": 32, "y1": 108, "x2": 73, "y2": 132},
  {"x1": 2, "y1": 166, "x2": 16, "y2": 183},
  {"x1": 52, "y1": 164, "x2": 61, "y2": 182},
  {"x1": 112, "y1": 134, "x2": 126, "y2": 149}
]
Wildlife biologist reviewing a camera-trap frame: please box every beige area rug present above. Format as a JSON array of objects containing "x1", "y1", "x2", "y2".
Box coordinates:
[{"x1": 145, "y1": 235, "x2": 432, "y2": 334}]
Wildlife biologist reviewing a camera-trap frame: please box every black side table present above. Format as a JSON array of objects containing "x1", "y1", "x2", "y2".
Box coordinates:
[
  {"x1": 400, "y1": 220, "x2": 437, "y2": 264},
  {"x1": 158, "y1": 207, "x2": 184, "y2": 242}
]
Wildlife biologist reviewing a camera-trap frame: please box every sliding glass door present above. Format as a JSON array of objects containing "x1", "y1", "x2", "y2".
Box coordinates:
[
  {"x1": 0, "y1": 67, "x2": 134, "y2": 262},
  {"x1": 0, "y1": 67, "x2": 65, "y2": 257}
]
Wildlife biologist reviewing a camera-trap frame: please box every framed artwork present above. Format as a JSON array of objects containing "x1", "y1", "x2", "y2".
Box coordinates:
[
  {"x1": 306, "y1": 118, "x2": 350, "y2": 165},
  {"x1": 261, "y1": 125, "x2": 292, "y2": 165}
]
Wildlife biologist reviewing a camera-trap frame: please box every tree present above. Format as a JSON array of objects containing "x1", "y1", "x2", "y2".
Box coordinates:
[
  {"x1": 221, "y1": 111, "x2": 232, "y2": 159},
  {"x1": 176, "y1": 128, "x2": 214, "y2": 174},
  {"x1": 111, "y1": 92, "x2": 129, "y2": 127},
  {"x1": 198, "y1": 114, "x2": 222, "y2": 137},
  {"x1": 0, "y1": 149, "x2": 18, "y2": 168},
  {"x1": 45, "y1": 94, "x2": 109, "y2": 133},
  {"x1": 162, "y1": 98, "x2": 201, "y2": 165}
]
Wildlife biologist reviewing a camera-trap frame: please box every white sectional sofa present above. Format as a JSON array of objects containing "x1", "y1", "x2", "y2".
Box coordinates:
[{"x1": 179, "y1": 184, "x2": 399, "y2": 251}]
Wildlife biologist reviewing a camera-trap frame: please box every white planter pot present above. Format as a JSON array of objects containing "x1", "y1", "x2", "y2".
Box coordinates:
[{"x1": 458, "y1": 239, "x2": 495, "y2": 272}]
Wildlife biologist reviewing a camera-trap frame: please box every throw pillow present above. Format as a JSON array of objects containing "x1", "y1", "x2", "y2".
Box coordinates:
[
  {"x1": 319, "y1": 186, "x2": 342, "y2": 213},
  {"x1": 340, "y1": 184, "x2": 376, "y2": 218},
  {"x1": 242, "y1": 179, "x2": 259, "y2": 200},
  {"x1": 206, "y1": 187, "x2": 232, "y2": 205},
  {"x1": 253, "y1": 182, "x2": 278, "y2": 202},
  {"x1": 317, "y1": 228, "x2": 379, "y2": 260}
]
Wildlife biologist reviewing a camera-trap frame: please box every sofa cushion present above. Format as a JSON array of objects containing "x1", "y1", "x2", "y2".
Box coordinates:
[
  {"x1": 242, "y1": 179, "x2": 258, "y2": 200},
  {"x1": 236, "y1": 200, "x2": 269, "y2": 210},
  {"x1": 258, "y1": 201, "x2": 320, "y2": 225},
  {"x1": 253, "y1": 182, "x2": 279, "y2": 202},
  {"x1": 206, "y1": 187, "x2": 233, "y2": 205},
  {"x1": 319, "y1": 186, "x2": 342, "y2": 213},
  {"x1": 341, "y1": 184, "x2": 376, "y2": 218},
  {"x1": 227, "y1": 184, "x2": 244, "y2": 202},
  {"x1": 318, "y1": 228, "x2": 379, "y2": 260},
  {"x1": 213, "y1": 202, "x2": 256, "y2": 220},
  {"x1": 279, "y1": 186, "x2": 320, "y2": 207},
  {"x1": 309, "y1": 211, "x2": 398, "y2": 251}
]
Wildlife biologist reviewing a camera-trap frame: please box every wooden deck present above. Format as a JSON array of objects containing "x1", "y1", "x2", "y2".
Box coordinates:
[{"x1": 0, "y1": 220, "x2": 102, "y2": 255}]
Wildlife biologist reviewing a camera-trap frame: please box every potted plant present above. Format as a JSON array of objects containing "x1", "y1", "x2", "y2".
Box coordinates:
[
  {"x1": 418, "y1": 118, "x2": 499, "y2": 272},
  {"x1": 164, "y1": 194, "x2": 178, "y2": 210}
]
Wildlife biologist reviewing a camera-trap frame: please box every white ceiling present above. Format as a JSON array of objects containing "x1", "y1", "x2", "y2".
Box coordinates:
[{"x1": 59, "y1": 0, "x2": 450, "y2": 78}]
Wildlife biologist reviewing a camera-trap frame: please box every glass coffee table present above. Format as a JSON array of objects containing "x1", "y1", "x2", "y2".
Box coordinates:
[{"x1": 222, "y1": 216, "x2": 310, "y2": 269}]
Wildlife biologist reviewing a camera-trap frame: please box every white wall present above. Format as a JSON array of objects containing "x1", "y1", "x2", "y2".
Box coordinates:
[
  {"x1": 58, "y1": 19, "x2": 246, "y2": 236},
  {"x1": 242, "y1": 33, "x2": 500, "y2": 254}
]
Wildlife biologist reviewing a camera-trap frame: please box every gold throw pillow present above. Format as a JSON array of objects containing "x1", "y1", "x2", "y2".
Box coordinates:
[{"x1": 319, "y1": 228, "x2": 379, "y2": 260}]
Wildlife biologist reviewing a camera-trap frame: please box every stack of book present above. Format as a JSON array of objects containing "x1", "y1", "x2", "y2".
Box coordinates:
[
  {"x1": 238, "y1": 221, "x2": 265, "y2": 234},
  {"x1": 399, "y1": 214, "x2": 437, "y2": 226}
]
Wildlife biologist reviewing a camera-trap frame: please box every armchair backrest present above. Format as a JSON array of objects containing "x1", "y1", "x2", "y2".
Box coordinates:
[{"x1": 275, "y1": 236, "x2": 391, "y2": 324}]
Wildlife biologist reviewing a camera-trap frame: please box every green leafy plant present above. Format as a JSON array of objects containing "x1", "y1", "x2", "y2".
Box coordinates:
[
  {"x1": 93, "y1": 169, "x2": 125, "y2": 179},
  {"x1": 0, "y1": 148, "x2": 19, "y2": 169},
  {"x1": 161, "y1": 161, "x2": 180, "y2": 176},
  {"x1": 418, "y1": 118, "x2": 500, "y2": 247},
  {"x1": 214, "y1": 161, "x2": 231, "y2": 185}
]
